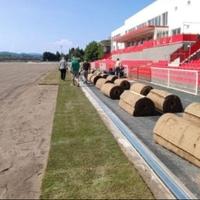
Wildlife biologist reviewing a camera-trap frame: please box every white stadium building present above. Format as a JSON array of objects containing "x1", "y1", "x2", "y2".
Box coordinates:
[
  {"x1": 93, "y1": 0, "x2": 200, "y2": 95},
  {"x1": 111, "y1": 0, "x2": 200, "y2": 51}
]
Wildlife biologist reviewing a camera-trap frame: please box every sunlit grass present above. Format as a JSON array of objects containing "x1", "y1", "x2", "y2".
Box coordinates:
[{"x1": 41, "y1": 74, "x2": 154, "y2": 199}]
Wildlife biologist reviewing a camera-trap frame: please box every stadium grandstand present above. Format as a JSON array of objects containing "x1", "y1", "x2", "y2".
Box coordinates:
[{"x1": 91, "y1": 0, "x2": 200, "y2": 95}]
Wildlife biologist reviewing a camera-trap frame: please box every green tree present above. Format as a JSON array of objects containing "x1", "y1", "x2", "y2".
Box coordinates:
[
  {"x1": 43, "y1": 52, "x2": 58, "y2": 61},
  {"x1": 84, "y1": 41, "x2": 103, "y2": 62},
  {"x1": 56, "y1": 51, "x2": 61, "y2": 60},
  {"x1": 75, "y1": 47, "x2": 84, "y2": 61},
  {"x1": 67, "y1": 47, "x2": 84, "y2": 61},
  {"x1": 67, "y1": 48, "x2": 75, "y2": 60},
  {"x1": 64, "y1": 54, "x2": 69, "y2": 61}
]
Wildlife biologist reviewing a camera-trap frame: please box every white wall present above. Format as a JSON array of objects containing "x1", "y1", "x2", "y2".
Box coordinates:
[
  {"x1": 111, "y1": 0, "x2": 200, "y2": 50},
  {"x1": 168, "y1": 0, "x2": 200, "y2": 34}
]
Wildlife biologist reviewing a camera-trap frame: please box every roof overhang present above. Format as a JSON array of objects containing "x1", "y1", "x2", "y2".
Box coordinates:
[{"x1": 113, "y1": 25, "x2": 168, "y2": 43}]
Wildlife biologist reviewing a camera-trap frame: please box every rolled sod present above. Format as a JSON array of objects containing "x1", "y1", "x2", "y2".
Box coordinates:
[
  {"x1": 147, "y1": 89, "x2": 183, "y2": 113},
  {"x1": 119, "y1": 91, "x2": 155, "y2": 116},
  {"x1": 154, "y1": 113, "x2": 200, "y2": 168},
  {"x1": 91, "y1": 75, "x2": 102, "y2": 85},
  {"x1": 106, "y1": 75, "x2": 118, "y2": 83},
  {"x1": 96, "y1": 78, "x2": 107, "y2": 89},
  {"x1": 130, "y1": 82, "x2": 153, "y2": 96},
  {"x1": 87, "y1": 73, "x2": 94, "y2": 82},
  {"x1": 183, "y1": 102, "x2": 200, "y2": 125},
  {"x1": 101, "y1": 74, "x2": 108, "y2": 79},
  {"x1": 101, "y1": 83, "x2": 123, "y2": 99},
  {"x1": 114, "y1": 79, "x2": 131, "y2": 90}
]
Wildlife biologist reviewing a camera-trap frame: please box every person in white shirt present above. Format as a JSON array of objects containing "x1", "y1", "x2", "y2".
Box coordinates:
[{"x1": 59, "y1": 57, "x2": 68, "y2": 80}]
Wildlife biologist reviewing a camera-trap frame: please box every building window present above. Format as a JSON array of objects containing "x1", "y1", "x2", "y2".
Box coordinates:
[
  {"x1": 128, "y1": 12, "x2": 168, "y2": 36},
  {"x1": 155, "y1": 16, "x2": 161, "y2": 26},
  {"x1": 172, "y1": 28, "x2": 181, "y2": 35},
  {"x1": 162, "y1": 12, "x2": 168, "y2": 26},
  {"x1": 157, "y1": 32, "x2": 161, "y2": 39}
]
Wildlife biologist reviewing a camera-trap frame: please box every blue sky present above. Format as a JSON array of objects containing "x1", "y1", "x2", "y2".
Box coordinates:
[{"x1": 0, "y1": 0, "x2": 154, "y2": 53}]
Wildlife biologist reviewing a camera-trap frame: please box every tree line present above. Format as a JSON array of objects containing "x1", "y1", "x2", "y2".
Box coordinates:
[
  {"x1": 0, "y1": 52, "x2": 42, "y2": 61},
  {"x1": 43, "y1": 41, "x2": 104, "y2": 62}
]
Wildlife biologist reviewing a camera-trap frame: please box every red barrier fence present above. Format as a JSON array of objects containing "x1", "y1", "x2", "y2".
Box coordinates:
[
  {"x1": 151, "y1": 67, "x2": 200, "y2": 95},
  {"x1": 91, "y1": 59, "x2": 200, "y2": 95}
]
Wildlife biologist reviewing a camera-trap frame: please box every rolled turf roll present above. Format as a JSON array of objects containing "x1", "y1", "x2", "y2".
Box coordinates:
[
  {"x1": 114, "y1": 79, "x2": 130, "y2": 90},
  {"x1": 183, "y1": 102, "x2": 200, "y2": 125},
  {"x1": 101, "y1": 83, "x2": 123, "y2": 99},
  {"x1": 119, "y1": 91, "x2": 155, "y2": 116},
  {"x1": 147, "y1": 89, "x2": 183, "y2": 113},
  {"x1": 91, "y1": 75, "x2": 102, "y2": 85},
  {"x1": 96, "y1": 78, "x2": 107, "y2": 89},
  {"x1": 130, "y1": 82, "x2": 153, "y2": 96},
  {"x1": 101, "y1": 74, "x2": 108, "y2": 79},
  {"x1": 105, "y1": 80, "x2": 114, "y2": 84},
  {"x1": 106, "y1": 75, "x2": 118, "y2": 83},
  {"x1": 87, "y1": 73, "x2": 95, "y2": 82},
  {"x1": 94, "y1": 71, "x2": 101, "y2": 76},
  {"x1": 154, "y1": 113, "x2": 200, "y2": 168}
]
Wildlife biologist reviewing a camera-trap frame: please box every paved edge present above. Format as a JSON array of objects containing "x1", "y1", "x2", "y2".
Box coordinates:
[{"x1": 81, "y1": 85, "x2": 175, "y2": 199}]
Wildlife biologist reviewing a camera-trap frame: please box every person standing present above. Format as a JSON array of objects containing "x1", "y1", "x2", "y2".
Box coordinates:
[
  {"x1": 71, "y1": 56, "x2": 81, "y2": 86},
  {"x1": 115, "y1": 58, "x2": 122, "y2": 78},
  {"x1": 59, "y1": 57, "x2": 67, "y2": 80},
  {"x1": 82, "y1": 61, "x2": 91, "y2": 83}
]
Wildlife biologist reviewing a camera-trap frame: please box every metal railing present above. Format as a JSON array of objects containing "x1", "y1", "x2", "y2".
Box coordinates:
[
  {"x1": 151, "y1": 67, "x2": 199, "y2": 95},
  {"x1": 93, "y1": 61, "x2": 200, "y2": 95}
]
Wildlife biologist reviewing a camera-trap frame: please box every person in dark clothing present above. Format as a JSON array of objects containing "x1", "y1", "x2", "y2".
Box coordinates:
[
  {"x1": 82, "y1": 61, "x2": 91, "y2": 83},
  {"x1": 108, "y1": 68, "x2": 115, "y2": 75},
  {"x1": 119, "y1": 65, "x2": 125, "y2": 77}
]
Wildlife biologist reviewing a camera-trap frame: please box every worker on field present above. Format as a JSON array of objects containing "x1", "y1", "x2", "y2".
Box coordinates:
[
  {"x1": 115, "y1": 58, "x2": 122, "y2": 78},
  {"x1": 71, "y1": 56, "x2": 81, "y2": 86},
  {"x1": 82, "y1": 60, "x2": 91, "y2": 83},
  {"x1": 59, "y1": 57, "x2": 68, "y2": 81}
]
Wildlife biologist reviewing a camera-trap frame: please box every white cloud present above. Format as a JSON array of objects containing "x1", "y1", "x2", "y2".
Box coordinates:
[
  {"x1": 54, "y1": 39, "x2": 74, "y2": 47},
  {"x1": 42, "y1": 38, "x2": 81, "y2": 53},
  {"x1": 46, "y1": 39, "x2": 76, "y2": 53}
]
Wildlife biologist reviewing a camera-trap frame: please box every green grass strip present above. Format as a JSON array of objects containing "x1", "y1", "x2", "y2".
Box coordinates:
[{"x1": 41, "y1": 75, "x2": 154, "y2": 199}]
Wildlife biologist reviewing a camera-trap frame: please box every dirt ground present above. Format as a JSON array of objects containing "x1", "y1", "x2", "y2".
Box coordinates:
[{"x1": 0, "y1": 62, "x2": 58, "y2": 199}]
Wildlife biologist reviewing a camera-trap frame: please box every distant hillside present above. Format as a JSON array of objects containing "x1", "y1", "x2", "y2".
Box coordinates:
[{"x1": 0, "y1": 52, "x2": 42, "y2": 61}]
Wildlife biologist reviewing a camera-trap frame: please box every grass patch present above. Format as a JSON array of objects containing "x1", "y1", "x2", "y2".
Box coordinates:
[
  {"x1": 39, "y1": 70, "x2": 59, "y2": 85},
  {"x1": 41, "y1": 74, "x2": 154, "y2": 199}
]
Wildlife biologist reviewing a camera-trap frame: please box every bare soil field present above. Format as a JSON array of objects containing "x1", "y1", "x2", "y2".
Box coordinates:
[{"x1": 0, "y1": 62, "x2": 58, "y2": 199}]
